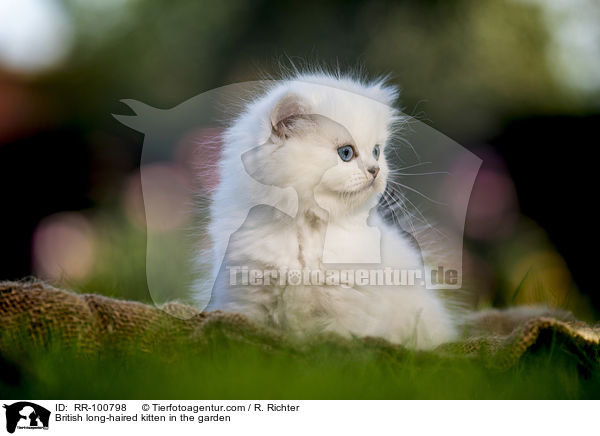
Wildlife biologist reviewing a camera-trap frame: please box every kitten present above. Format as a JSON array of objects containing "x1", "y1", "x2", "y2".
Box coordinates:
[{"x1": 195, "y1": 72, "x2": 458, "y2": 349}]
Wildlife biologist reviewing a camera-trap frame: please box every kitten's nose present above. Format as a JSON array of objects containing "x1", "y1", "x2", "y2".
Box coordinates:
[{"x1": 368, "y1": 166, "x2": 380, "y2": 178}]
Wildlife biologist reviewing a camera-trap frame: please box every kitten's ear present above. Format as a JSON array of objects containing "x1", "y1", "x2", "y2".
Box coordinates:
[{"x1": 270, "y1": 93, "x2": 312, "y2": 140}]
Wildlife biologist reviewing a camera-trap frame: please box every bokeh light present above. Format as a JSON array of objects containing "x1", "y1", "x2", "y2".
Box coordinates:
[
  {"x1": 464, "y1": 166, "x2": 519, "y2": 241},
  {"x1": 0, "y1": 0, "x2": 73, "y2": 73},
  {"x1": 32, "y1": 212, "x2": 96, "y2": 282},
  {"x1": 122, "y1": 163, "x2": 193, "y2": 232}
]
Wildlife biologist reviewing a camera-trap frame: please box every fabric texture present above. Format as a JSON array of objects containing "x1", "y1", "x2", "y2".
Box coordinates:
[{"x1": 1, "y1": 280, "x2": 599, "y2": 369}]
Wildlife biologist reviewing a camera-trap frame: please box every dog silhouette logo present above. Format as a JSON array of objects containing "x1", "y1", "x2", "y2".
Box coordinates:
[
  {"x1": 113, "y1": 81, "x2": 482, "y2": 315},
  {"x1": 3, "y1": 402, "x2": 50, "y2": 433}
]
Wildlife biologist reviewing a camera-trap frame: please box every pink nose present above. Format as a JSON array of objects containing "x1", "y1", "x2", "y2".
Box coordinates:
[{"x1": 368, "y1": 166, "x2": 379, "y2": 178}]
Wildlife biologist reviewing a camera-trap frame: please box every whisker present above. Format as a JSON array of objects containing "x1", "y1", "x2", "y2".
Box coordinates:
[
  {"x1": 388, "y1": 170, "x2": 449, "y2": 176},
  {"x1": 381, "y1": 193, "x2": 419, "y2": 235},
  {"x1": 382, "y1": 187, "x2": 447, "y2": 239},
  {"x1": 394, "y1": 161, "x2": 433, "y2": 171},
  {"x1": 386, "y1": 180, "x2": 447, "y2": 206}
]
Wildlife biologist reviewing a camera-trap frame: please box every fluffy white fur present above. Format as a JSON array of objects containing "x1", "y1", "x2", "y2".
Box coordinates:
[{"x1": 195, "y1": 73, "x2": 457, "y2": 349}]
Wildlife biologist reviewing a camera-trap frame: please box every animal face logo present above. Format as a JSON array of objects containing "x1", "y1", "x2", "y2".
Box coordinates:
[
  {"x1": 114, "y1": 81, "x2": 481, "y2": 315},
  {"x1": 3, "y1": 402, "x2": 50, "y2": 433}
]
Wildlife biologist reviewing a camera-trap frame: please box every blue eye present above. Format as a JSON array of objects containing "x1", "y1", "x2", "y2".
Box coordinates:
[
  {"x1": 373, "y1": 144, "x2": 381, "y2": 160},
  {"x1": 337, "y1": 145, "x2": 354, "y2": 162}
]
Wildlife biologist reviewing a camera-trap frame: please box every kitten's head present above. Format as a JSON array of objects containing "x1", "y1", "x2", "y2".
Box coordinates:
[{"x1": 242, "y1": 79, "x2": 398, "y2": 218}]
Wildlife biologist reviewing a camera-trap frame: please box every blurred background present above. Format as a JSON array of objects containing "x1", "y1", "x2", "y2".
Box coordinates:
[{"x1": 0, "y1": 0, "x2": 598, "y2": 318}]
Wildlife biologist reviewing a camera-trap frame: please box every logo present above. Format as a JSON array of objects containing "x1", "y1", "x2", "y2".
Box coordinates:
[
  {"x1": 114, "y1": 81, "x2": 481, "y2": 316},
  {"x1": 3, "y1": 402, "x2": 50, "y2": 434}
]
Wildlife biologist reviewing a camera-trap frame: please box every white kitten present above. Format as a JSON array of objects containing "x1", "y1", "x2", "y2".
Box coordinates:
[{"x1": 195, "y1": 72, "x2": 458, "y2": 349}]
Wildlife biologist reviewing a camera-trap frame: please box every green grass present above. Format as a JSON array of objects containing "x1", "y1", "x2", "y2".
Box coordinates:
[
  {"x1": 1, "y1": 328, "x2": 599, "y2": 399},
  {"x1": 13, "y1": 211, "x2": 596, "y2": 399}
]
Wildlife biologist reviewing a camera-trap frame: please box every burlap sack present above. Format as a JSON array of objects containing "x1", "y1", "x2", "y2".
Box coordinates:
[{"x1": 1, "y1": 280, "x2": 599, "y2": 369}]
